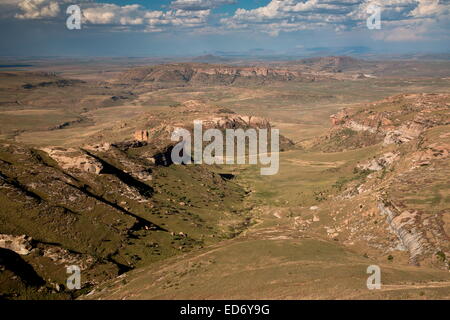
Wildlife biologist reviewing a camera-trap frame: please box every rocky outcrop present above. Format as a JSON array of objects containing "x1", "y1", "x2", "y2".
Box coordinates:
[
  {"x1": 42, "y1": 147, "x2": 103, "y2": 174},
  {"x1": 329, "y1": 94, "x2": 450, "y2": 147},
  {"x1": 42, "y1": 245, "x2": 95, "y2": 270},
  {"x1": 134, "y1": 130, "x2": 149, "y2": 142},
  {"x1": 412, "y1": 141, "x2": 450, "y2": 167},
  {"x1": 383, "y1": 122, "x2": 424, "y2": 145},
  {"x1": 204, "y1": 115, "x2": 270, "y2": 130},
  {"x1": 0, "y1": 234, "x2": 33, "y2": 255},
  {"x1": 378, "y1": 201, "x2": 429, "y2": 265},
  {"x1": 84, "y1": 142, "x2": 112, "y2": 152},
  {"x1": 357, "y1": 152, "x2": 398, "y2": 171},
  {"x1": 133, "y1": 112, "x2": 270, "y2": 144}
]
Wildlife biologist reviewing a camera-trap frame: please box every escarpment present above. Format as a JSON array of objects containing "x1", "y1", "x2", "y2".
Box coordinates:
[{"x1": 114, "y1": 63, "x2": 306, "y2": 89}]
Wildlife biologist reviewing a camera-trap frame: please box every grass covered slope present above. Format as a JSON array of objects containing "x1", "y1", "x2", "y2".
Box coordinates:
[
  {"x1": 86, "y1": 205, "x2": 450, "y2": 300},
  {"x1": 0, "y1": 141, "x2": 250, "y2": 299}
]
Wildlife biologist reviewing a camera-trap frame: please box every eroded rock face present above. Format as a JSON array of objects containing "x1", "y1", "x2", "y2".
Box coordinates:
[
  {"x1": 118, "y1": 64, "x2": 301, "y2": 85},
  {"x1": 132, "y1": 111, "x2": 271, "y2": 144},
  {"x1": 383, "y1": 122, "x2": 424, "y2": 145},
  {"x1": 84, "y1": 142, "x2": 111, "y2": 152},
  {"x1": 134, "y1": 130, "x2": 149, "y2": 142},
  {"x1": 378, "y1": 202, "x2": 430, "y2": 265},
  {"x1": 206, "y1": 115, "x2": 270, "y2": 130},
  {"x1": 42, "y1": 147, "x2": 103, "y2": 174},
  {"x1": 357, "y1": 152, "x2": 399, "y2": 171},
  {"x1": 412, "y1": 141, "x2": 450, "y2": 167},
  {"x1": 329, "y1": 94, "x2": 450, "y2": 147},
  {"x1": 330, "y1": 109, "x2": 393, "y2": 130},
  {"x1": 0, "y1": 234, "x2": 33, "y2": 255}
]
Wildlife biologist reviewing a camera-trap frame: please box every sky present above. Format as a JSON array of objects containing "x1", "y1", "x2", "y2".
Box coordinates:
[{"x1": 0, "y1": 0, "x2": 449, "y2": 57}]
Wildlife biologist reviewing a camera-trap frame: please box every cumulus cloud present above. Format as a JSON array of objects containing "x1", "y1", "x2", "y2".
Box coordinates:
[
  {"x1": 80, "y1": 3, "x2": 211, "y2": 30},
  {"x1": 221, "y1": 0, "x2": 360, "y2": 35},
  {"x1": 15, "y1": 0, "x2": 61, "y2": 19},
  {"x1": 6, "y1": 0, "x2": 212, "y2": 30},
  {"x1": 82, "y1": 4, "x2": 145, "y2": 25},
  {"x1": 410, "y1": 0, "x2": 448, "y2": 17},
  {"x1": 221, "y1": 0, "x2": 449, "y2": 38},
  {"x1": 5, "y1": 0, "x2": 450, "y2": 39}
]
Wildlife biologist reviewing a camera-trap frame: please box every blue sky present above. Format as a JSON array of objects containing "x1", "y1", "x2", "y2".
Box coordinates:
[{"x1": 0, "y1": 0, "x2": 449, "y2": 57}]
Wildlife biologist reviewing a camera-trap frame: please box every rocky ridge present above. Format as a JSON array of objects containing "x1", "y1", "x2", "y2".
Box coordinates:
[{"x1": 114, "y1": 63, "x2": 309, "y2": 90}]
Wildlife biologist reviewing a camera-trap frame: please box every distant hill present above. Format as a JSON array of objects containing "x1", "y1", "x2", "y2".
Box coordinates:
[
  {"x1": 189, "y1": 55, "x2": 233, "y2": 64},
  {"x1": 288, "y1": 56, "x2": 372, "y2": 72},
  {"x1": 113, "y1": 63, "x2": 314, "y2": 89}
]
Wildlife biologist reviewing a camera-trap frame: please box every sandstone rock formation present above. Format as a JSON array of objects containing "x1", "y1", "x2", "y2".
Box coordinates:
[
  {"x1": 377, "y1": 201, "x2": 431, "y2": 265},
  {"x1": 205, "y1": 114, "x2": 270, "y2": 130},
  {"x1": 116, "y1": 63, "x2": 302, "y2": 87},
  {"x1": 328, "y1": 94, "x2": 450, "y2": 148},
  {"x1": 84, "y1": 142, "x2": 111, "y2": 152},
  {"x1": 0, "y1": 234, "x2": 33, "y2": 255},
  {"x1": 357, "y1": 152, "x2": 398, "y2": 171},
  {"x1": 41, "y1": 147, "x2": 103, "y2": 174},
  {"x1": 134, "y1": 130, "x2": 149, "y2": 142}
]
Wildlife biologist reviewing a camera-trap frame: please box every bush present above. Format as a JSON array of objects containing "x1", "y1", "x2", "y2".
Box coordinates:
[{"x1": 436, "y1": 251, "x2": 446, "y2": 262}]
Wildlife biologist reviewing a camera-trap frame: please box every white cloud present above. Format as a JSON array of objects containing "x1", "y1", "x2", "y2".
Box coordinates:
[
  {"x1": 221, "y1": 0, "x2": 359, "y2": 35},
  {"x1": 15, "y1": 0, "x2": 61, "y2": 19},
  {"x1": 410, "y1": 0, "x2": 448, "y2": 17},
  {"x1": 5, "y1": 0, "x2": 450, "y2": 39},
  {"x1": 83, "y1": 4, "x2": 145, "y2": 25},
  {"x1": 81, "y1": 3, "x2": 211, "y2": 29},
  {"x1": 221, "y1": 0, "x2": 449, "y2": 38},
  {"x1": 7, "y1": 0, "x2": 212, "y2": 30}
]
